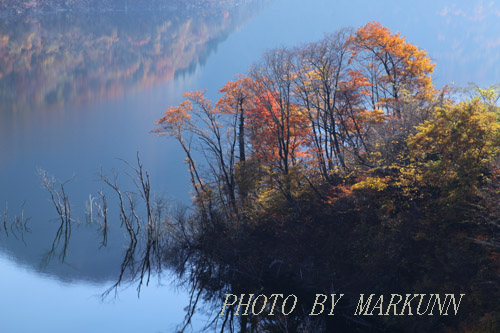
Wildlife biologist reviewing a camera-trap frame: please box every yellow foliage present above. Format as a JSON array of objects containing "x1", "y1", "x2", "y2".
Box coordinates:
[
  {"x1": 359, "y1": 109, "x2": 386, "y2": 124},
  {"x1": 352, "y1": 176, "x2": 389, "y2": 192},
  {"x1": 405, "y1": 98, "x2": 500, "y2": 201}
]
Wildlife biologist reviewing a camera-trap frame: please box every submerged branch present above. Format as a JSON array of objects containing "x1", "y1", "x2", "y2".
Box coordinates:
[{"x1": 38, "y1": 169, "x2": 75, "y2": 264}]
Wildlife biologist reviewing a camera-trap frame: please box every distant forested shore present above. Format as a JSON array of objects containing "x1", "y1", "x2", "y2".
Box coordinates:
[{"x1": 0, "y1": 0, "x2": 246, "y2": 16}]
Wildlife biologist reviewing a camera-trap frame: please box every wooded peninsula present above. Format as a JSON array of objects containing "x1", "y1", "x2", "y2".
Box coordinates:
[{"x1": 152, "y1": 22, "x2": 500, "y2": 332}]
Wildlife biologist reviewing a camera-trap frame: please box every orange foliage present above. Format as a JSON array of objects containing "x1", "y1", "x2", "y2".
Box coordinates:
[
  {"x1": 216, "y1": 75, "x2": 254, "y2": 115},
  {"x1": 349, "y1": 22, "x2": 435, "y2": 115},
  {"x1": 246, "y1": 89, "x2": 311, "y2": 166},
  {"x1": 154, "y1": 99, "x2": 193, "y2": 137}
]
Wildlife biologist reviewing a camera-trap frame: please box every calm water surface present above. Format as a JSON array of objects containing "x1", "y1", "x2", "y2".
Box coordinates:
[{"x1": 1, "y1": 0, "x2": 499, "y2": 331}]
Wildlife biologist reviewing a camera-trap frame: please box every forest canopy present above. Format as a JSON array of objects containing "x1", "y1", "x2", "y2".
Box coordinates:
[{"x1": 152, "y1": 22, "x2": 500, "y2": 332}]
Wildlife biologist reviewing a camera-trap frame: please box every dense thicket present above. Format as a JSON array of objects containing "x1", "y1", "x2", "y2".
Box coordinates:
[{"x1": 154, "y1": 23, "x2": 500, "y2": 332}]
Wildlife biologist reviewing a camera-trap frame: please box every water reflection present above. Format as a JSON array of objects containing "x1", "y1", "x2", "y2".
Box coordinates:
[
  {"x1": 0, "y1": 1, "x2": 266, "y2": 285},
  {"x1": 0, "y1": 155, "x2": 192, "y2": 326},
  {"x1": 1, "y1": 0, "x2": 500, "y2": 331},
  {"x1": 0, "y1": 3, "x2": 255, "y2": 113},
  {"x1": 1, "y1": 201, "x2": 31, "y2": 245}
]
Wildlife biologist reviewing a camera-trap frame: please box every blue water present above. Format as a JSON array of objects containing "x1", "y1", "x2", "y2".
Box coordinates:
[{"x1": 1, "y1": 0, "x2": 499, "y2": 331}]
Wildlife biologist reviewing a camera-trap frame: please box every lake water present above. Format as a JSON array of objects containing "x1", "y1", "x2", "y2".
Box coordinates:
[{"x1": 1, "y1": 0, "x2": 499, "y2": 331}]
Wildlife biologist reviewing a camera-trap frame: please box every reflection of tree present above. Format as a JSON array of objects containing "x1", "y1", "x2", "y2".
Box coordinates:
[
  {"x1": 98, "y1": 155, "x2": 168, "y2": 296},
  {"x1": 38, "y1": 169, "x2": 74, "y2": 264},
  {"x1": 0, "y1": 1, "x2": 260, "y2": 112},
  {"x1": 1, "y1": 201, "x2": 31, "y2": 244}
]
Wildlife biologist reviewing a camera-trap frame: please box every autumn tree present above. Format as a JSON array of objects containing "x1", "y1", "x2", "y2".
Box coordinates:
[
  {"x1": 151, "y1": 23, "x2": 500, "y2": 332},
  {"x1": 216, "y1": 75, "x2": 256, "y2": 163},
  {"x1": 349, "y1": 21, "x2": 435, "y2": 118},
  {"x1": 249, "y1": 48, "x2": 302, "y2": 174},
  {"x1": 215, "y1": 75, "x2": 258, "y2": 201},
  {"x1": 154, "y1": 90, "x2": 244, "y2": 221},
  {"x1": 407, "y1": 98, "x2": 500, "y2": 209},
  {"x1": 246, "y1": 48, "x2": 313, "y2": 200},
  {"x1": 293, "y1": 29, "x2": 353, "y2": 178}
]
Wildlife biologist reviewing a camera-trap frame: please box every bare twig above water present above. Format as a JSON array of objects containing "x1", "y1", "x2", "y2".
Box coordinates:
[
  {"x1": 38, "y1": 169, "x2": 75, "y2": 264},
  {"x1": 85, "y1": 194, "x2": 96, "y2": 225},
  {"x1": 99, "y1": 168, "x2": 139, "y2": 298},
  {"x1": 99, "y1": 153, "x2": 170, "y2": 297},
  {"x1": 84, "y1": 191, "x2": 109, "y2": 248},
  {"x1": 2, "y1": 202, "x2": 8, "y2": 237},
  {"x1": 9, "y1": 201, "x2": 31, "y2": 245},
  {"x1": 97, "y1": 190, "x2": 109, "y2": 248},
  {"x1": 1, "y1": 201, "x2": 31, "y2": 243}
]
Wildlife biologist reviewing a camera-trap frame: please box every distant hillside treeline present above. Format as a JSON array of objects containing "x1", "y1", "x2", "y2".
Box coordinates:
[{"x1": 0, "y1": 0, "x2": 244, "y2": 16}]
